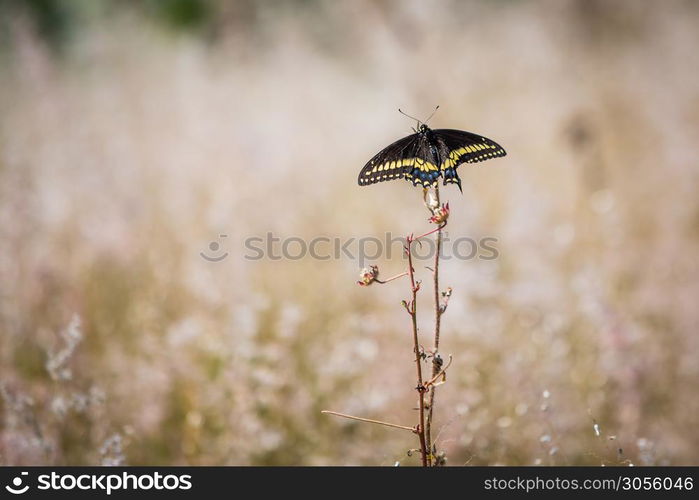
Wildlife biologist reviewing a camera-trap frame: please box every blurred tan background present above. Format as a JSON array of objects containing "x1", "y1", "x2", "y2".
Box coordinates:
[{"x1": 1, "y1": 0, "x2": 698, "y2": 465}]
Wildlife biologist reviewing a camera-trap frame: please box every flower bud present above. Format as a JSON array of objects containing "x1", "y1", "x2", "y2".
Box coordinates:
[
  {"x1": 357, "y1": 265, "x2": 379, "y2": 286},
  {"x1": 429, "y1": 202, "x2": 450, "y2": 225}
]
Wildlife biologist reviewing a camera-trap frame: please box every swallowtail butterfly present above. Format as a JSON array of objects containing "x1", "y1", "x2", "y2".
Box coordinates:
[{"x1": 358, "y1": 122, "x2": 506, "y2": 192}]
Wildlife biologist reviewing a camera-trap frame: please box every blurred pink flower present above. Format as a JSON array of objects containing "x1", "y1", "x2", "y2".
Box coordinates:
[
  {"x1": 357, "y1": 265, "x2": 379, "y2": 286},
  {"x1": 429, "y1": 202, "x2": 450, "y2": 225}
]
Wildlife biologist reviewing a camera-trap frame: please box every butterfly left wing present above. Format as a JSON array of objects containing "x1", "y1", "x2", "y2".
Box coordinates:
[{"x1": 358, "y1": 133, "x2": 419, "y2": 186}]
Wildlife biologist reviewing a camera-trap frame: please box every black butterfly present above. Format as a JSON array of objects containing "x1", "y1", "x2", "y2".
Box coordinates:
[{"x1": 358, "y1": 124, "x2": 506, "y2": 192}]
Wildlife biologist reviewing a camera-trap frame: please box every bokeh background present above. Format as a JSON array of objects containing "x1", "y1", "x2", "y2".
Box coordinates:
[{"x1": 1, "y1": 0, "x2": 698, "y2": 466}]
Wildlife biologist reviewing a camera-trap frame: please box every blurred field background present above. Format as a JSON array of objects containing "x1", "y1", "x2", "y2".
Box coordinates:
[{"x1": 1, "y1": 0, "x2": 698, "y2": 465}]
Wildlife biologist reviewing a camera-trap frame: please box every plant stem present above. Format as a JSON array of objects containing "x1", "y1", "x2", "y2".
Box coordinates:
[
  {"x1": 320, "y1": 411, "x2": 415, "y2": 432},
  {"x1": 425, "y1": 185, "x2": 442, "y2": 459},
  {"x1": 406, "y1": 234, "x2": 429, "y2": 467},
  {"x1": 375, "y1": 271, "x2": 408, "y2": 284}
]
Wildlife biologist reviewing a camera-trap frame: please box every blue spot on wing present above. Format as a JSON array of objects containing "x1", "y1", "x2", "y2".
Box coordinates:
[{"x1": 407, "y1": 168, "x2": 442, "y2": 186}]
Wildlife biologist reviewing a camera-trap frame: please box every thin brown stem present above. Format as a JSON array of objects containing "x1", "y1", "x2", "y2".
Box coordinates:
[
  {"x1": 406, "y1": 234, "x2": 429, "y2": 467},
  {"x1": 321, "y1": 411, "x2": 416, "y2": 432},
  {"x1": 426, "y1": 185, "x2": 442, "y2": 460},
  {"x1": 375, "y1": 271, "x2": 409, "y2": 284}
]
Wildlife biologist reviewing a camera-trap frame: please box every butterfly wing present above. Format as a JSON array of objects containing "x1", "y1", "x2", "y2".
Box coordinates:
[
  {"x1": 358, "y1": 133, "x2": 419, "y2": 186},
  {"x1": 433, "y1": 129, "x2": 507, "y2": 168},
  {"x1": 358, "y1": 133, "x2": 441, "y2": 188},
  {"x1": 433, "y1": 129, "x2": 507, "y2": 190}
]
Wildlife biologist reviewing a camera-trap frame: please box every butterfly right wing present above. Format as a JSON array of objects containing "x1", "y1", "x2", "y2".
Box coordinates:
[
  {"x1": 434, "y1": 129, "x2": 507, "y2": 169},
  {"x1": 357, "y1": 133, "x2": 420, "y2": 186}
]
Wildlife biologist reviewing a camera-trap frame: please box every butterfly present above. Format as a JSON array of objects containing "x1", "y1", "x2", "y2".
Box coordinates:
[{"x1": 358, "y1": 123, "x2": 506, "y2": 192}]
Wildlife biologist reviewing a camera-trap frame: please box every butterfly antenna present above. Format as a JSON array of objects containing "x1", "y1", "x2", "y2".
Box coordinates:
[
  {"x1": 424, "y1": 105, "x2": 440, "y2": 124},
  {"x1": 398, "y1": 108, "x2": 422, "y2": 128}
]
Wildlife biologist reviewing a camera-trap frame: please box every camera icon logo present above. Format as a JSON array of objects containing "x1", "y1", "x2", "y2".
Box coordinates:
[
  {"x1": 200, "y1": 234, "x2": 229, "y2": 262},
  {"x1": 5, "y1": 472, "x2": 29, "y2": 494}
]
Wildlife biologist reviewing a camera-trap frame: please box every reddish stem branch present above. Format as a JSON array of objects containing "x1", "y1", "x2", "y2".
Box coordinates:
[
  {"x1": 346, "y1": 189, "x2": 451, "y2": 466},
  {"x1": 405, "y1": 234, "x2": 429, "y2": 467},
  {"x1": 426, "y1": 185, "x2": 443, "y2": 460},
  {"x1": 413, "y1": 224, "x2": 444, "y2": 242}
]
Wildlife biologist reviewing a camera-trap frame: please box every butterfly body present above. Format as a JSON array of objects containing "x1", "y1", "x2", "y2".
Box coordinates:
[{"x1": 358, "y1": 124, "x2": 506, "y2": 192}]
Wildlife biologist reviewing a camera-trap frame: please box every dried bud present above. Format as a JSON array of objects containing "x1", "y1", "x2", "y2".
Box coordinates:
[
  {"x1": 429, "y1": 202, "x2": 450, "y2": 225},
  {"x1": 433, "y1": 353, "x2": 444, "y2": 368},
  {"x1": 357, "y1": 265, "x2": 379, "y2": 286},
  {"x1": 434, "y1": 451, "x2": 447, "y2": 466},
  {"x1": 424, "y1": 190, "x2": 440, "y2": 211}
]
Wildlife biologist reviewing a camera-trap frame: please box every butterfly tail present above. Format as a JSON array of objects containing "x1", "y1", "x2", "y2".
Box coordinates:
[{"x1": 442, "y1": 167, "x2": 463, "y2": 193}]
